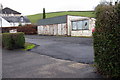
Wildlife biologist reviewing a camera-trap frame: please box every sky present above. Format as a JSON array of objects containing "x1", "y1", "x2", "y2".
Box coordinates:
[{"x1": 0, "y1": 0, "x2": 114, "y2": 15}]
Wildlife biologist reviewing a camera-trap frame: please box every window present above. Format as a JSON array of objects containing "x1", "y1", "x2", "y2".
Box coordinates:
[
  {"x1": 77, "y1": 21, "x2": 83, "y2": 29},
  {"x1": 72, "y1": 20, "x2": 89, "y2": 30},
  {"x1": 20, "y1": 16, "x2": 24, "y2": 22},
  {"x1": 72, "y1": 22, "x2": 77, "y2": 30},
  {"x1": 83, "y1": 20, "x2": 89, "y2": 30}
]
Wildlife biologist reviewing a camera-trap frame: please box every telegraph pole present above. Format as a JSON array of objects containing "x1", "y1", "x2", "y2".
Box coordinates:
[{"x1": 0, "y1": 4, "x2": 3, "y2": 33}]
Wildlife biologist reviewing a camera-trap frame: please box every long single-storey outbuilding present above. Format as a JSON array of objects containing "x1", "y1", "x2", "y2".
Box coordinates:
[{"x1": 37, "y1": 15, "x2": 95, "y2": 36}]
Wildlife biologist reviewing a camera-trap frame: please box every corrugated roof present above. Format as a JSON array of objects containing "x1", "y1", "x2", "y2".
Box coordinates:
[
  {"x1": 37, "y1": 15, "x2": 67, "y2": 25},
  {"x1": 2, "y1": 7, "x2": 21, "y2": 14},
  {"x1": 2, "y1": 16, "x2": 30, "y2": 23}
]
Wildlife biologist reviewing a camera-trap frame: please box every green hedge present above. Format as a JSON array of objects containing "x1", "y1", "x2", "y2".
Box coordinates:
[
  {"x1": 93, "y1": 3, "x2": 120, "y2": 77},
  {"x1": 93, "y1": 4, "x2": 120, "y2": 77},
  {"x1": 2, "y1": 32, "x2": 25, "y2": 50}
]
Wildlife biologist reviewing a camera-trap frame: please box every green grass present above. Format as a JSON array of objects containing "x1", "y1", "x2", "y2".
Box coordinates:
[
  {"x1": 27, "y1": 11, "x2": 95, "y2": 24},
  {"x1": 22, "y1": 42, "x2": 36, "y2": 51}
]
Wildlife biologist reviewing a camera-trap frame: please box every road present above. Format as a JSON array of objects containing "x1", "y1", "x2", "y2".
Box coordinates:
[{"x1": 26, "y1": 35, "x2": 94, "y2": 64}]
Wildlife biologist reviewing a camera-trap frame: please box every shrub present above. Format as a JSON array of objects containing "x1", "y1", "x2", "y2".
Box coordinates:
[
  {"x1": 2, "y1": 33, "x2": 13, "y2": 49},
  {"x1": 17, "y1": 25, "x2": 37, "y2": 34},
  {"x1": 11, "y1": 32, "x2": 25, "y2": 49},
  {"x1": 93, "y1": 3, "x2": 120, "y2": 77},
  {"x1": 2, "y1": 32, "x2": 25, "y2": 50},
  {"x1": 2, "y1": 24, "x2": 37, "y2": 35}
]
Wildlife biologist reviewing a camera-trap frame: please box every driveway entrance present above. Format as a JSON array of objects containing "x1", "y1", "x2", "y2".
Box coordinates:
[
  {"x1": 3, "y1": 35, "x2": 103, "y2": 78},
  {"x1": 26, "y1": 35, "x2": 94, "y2": 64}
]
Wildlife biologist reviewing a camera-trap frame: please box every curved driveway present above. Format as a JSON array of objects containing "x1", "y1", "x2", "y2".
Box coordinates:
[{"x1": 26, "y1": 35, "x2": 94, "y2": 64}]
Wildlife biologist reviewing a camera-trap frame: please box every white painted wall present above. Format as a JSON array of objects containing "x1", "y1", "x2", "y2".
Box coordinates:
[
  {"x1": 0, "y1": 17, "x2": 12, "y2": 27},
  {"x1": 67, "y1": 15, "x2": 89, "y2": 36},
  {"x1": 38, "y1": 15, "x2": 96, "y2": 37},
  {"x1": 67, "y1": 15, "x2": 95, "y2": 36},
  {"x1": 38, "y1": 23, "x2": 67, "y2": 36},
  {"x1": 9, "y1": 22, "x2": 31, "y2": 27},
  {"x1": 0, "y1": 17, "x2": 31, "y2": 27}
]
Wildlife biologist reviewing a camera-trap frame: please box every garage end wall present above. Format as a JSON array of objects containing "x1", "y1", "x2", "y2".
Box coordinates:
[
  {"x1": 67, "y1": 15, "x2": 95, "y2": 37},
  {"x1": 38, "y1": 23, "x2": 67, "y2": 36}
]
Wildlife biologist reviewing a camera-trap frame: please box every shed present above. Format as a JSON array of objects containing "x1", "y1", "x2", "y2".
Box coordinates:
[{"x1": 37, "y1": 15, "x2": 95, "y2": 36}]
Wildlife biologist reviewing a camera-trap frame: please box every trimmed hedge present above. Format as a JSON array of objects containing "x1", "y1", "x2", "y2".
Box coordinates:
[
  {"x1": 2, "y1": 32, "x2": 25, "y2": 50},
  {"x1": 2, "y1": 24, "x2": 37, "y2": 35},
  {"x1": 93, "y1": 3, "x2": 120, "y2": 77}
]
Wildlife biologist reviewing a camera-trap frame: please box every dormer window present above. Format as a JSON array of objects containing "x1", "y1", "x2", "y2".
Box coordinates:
[{"x1": 20, "y1": 16, "x2": 24, "y2": 22}]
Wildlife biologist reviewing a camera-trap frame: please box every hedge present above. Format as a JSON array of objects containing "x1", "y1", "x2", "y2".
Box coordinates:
[
  {"x1": 93, "y1": 3, "x2": 120, "y2": 77},
  {"x1": 2, "y1": 32, "x2": 25, "y2": 50},
  {"x1": 2, "y1": 24, "x2": 37, "y2": 35}
]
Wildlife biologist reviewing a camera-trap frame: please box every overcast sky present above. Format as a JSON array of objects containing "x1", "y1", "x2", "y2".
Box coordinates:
[{"x1": 1, "y1": 0, "x2": 113, "y2": 15}]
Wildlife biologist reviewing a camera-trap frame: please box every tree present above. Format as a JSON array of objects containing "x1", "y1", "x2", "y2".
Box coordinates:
[{"x1": 43, "y1": 8, "x2": 46, "y2": 19}]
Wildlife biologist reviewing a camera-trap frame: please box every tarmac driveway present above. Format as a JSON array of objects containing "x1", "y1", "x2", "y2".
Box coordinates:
[
  {"x1": 2, "y1": 35, "x2": 103, "y2": 78},
  {"x1": 26, "y1": 35, "x2": 94, "y2": 64},
  {"x1": 3, "y1": 49, "x2": 102, "y2": 78}
]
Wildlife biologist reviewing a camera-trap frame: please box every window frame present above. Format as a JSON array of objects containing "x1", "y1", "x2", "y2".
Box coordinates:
[{"x1": 71, "y1": 19, "x2": 89, "y2": 31}]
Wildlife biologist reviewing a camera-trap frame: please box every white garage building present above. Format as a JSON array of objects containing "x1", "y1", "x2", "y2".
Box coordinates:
[{"x1": 37, "y1": 15, "x2": 95, "y2": 37}]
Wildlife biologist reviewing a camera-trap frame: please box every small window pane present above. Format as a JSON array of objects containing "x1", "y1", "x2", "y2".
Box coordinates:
[
  {"x1": 77, "y1": 21, "x2": 83, "y2": 29},
  {"x1": 72, "y1": 22, "x2": 77, "y2": 30},
  {"x1": 83, "y1": 20, "x2": 89, "y2": 29}
]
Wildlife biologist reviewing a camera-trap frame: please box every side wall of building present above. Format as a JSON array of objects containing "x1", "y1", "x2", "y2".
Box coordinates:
[
  {"x1": 67, "y1": 15, "x2": 95, "y2": 36},
  {"x1": 9, "y1": 23, "x2": 31, "y2": 27},
  {"x1": 37, "y1": 15, "x2": 96, "y2": 36},
  {"x1": 0, "y1": 17, "x2": 11, "y2": 27},
  {"x1": 38, "y1": 23, "x2": 67, "y2": 36}
]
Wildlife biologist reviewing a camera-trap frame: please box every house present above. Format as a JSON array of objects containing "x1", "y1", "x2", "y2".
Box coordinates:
[
  {"x1": 1, "y1": 16, "x2": 31, "y2": 27},
  {"x1": 0, "y1": 7, "x2": 31, "y2": 27},
  {"x1": 37, "y1": 15, "x2": 95, "y2": 37},
  {"x1": 2, "y1": 7, "x2": 21, "y2": 16}
]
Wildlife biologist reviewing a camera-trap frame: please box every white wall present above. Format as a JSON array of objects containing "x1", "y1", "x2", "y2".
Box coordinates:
[
  {"x1": 0, "y1": 17, "x2": 12, "y2": 27},
  {"x1": 0, "y1": 17, "x2": 31, "y2": 27},
  {"x1": 38, "y1": 23, "x2": 67, "y2": 36},
  {"x1": 9, "y1": 22, "x2": 31, "y2": 27},
  {"x1": 67, "y1": 15, "x2": 95, "y2": 36},
  {"x1": 37, "y1": 15, "x2": 96, "y2": 37}
]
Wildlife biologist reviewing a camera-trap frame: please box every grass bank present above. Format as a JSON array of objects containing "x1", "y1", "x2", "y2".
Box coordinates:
[{"x1": 27, "y1": 11, "x2": 95, "y2": 24}]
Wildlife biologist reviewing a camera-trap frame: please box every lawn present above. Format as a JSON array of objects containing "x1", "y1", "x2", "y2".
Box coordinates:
[
  {"x1": 27, "y1": 11, "x2": 95, "y2": 24},
  {"x1": 22, "y1": 42, "x2": 36, "y2": 51}
]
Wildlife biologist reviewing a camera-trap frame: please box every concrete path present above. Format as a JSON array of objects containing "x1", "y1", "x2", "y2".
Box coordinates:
[
  {"x1": 25, "y1": 35, "x2": 94, "y2": 64},
  {"x1": 3, "y1": 49, "x2": 102, "y2": 78}
]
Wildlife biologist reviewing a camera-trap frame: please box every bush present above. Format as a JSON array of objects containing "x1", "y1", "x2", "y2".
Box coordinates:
[
  {"x1": 2, "y1": 32, "x2": 25, "y2": 50},
  {"x1": 17, "y1": 25, "x2": 37, "y2": 34},
  {"x1": 2, "y1": 24, "x2": 37, "y2": 35},
  {"x1": 93, "y1": 3, "x2": 120, "y2": 77}
]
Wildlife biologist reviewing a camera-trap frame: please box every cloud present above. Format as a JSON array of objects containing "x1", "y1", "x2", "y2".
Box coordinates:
[{"x1": 1, "y1": 0, "x2": 101, "y2": 15}]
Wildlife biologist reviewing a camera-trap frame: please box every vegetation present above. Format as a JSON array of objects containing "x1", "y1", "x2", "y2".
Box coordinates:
[
  {"x1": 2, "y1": 24, "x2": 37, "y2": 35},
  {"x1": 93, "y1": 3, "x2": 120, "y2": 78},
  {"x1": 2, "y1": 32, "x2": 25, "y2": 50},
  {"x1": 43, "y1": 8, "x2": 46, "y2": 19},
  {"x1": 22, "y1": 42, "x2": 36, "y2": 51},
  {"x1": 27, "y1": 11, "x2": 95, "y2": 23}
]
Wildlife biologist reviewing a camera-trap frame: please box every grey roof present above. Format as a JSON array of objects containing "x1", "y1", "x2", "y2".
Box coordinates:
[
  {"x1": 2, "y1": 7, "x2": 21, "y2": 14},
  {"x1": 37, "y1": 15, "x2": 67, "y2": 26},
  {"x1": 2, "y1": 16, "x2": 31, "y2": 23}
]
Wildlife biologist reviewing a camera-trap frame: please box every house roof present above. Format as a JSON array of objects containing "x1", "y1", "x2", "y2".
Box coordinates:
[
  {"x1": 37, "y1": 15, "x2": 67, "y2": 26},
  {"x1": 2, "y1": 7, "x2": 21, "y2": 14},
  {"x1": 2, "y1": 16, "x2": 31, "y2": 23}
]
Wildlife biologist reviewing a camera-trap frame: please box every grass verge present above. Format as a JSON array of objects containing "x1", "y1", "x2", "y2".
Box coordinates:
[
  {"x1": 22, "y1": 42, "x2": 36, "y2": 51},
  {"x1": 27, "y1": 11, "x2": 95, "y2": 23}
]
